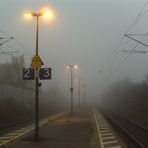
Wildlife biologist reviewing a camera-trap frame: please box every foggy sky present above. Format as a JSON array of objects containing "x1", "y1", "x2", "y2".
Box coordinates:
[{"x1": 0, "y1": 0, "x2": 148, "y2": 102}]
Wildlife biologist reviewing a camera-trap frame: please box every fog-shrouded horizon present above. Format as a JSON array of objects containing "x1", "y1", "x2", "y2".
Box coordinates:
[{"x1": 0, "y1": 0, "x2": 148, "y2": 104}]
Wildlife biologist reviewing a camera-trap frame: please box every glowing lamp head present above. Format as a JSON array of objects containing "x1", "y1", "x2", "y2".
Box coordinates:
[
  {"x1": 66, "y1": 65, "x2": 79, "y2": 69},
  {"x1": 74, "y1": 65, "x2": 78, "y2": 69},
  {"x1": 66, "y1": 65, "x2": 70, "y2": 69},
  {"x1": 42, "y1": 11, "x2": 53, "y2": 19},
  {"x1": 24, "y1": 12, "x2": 33, "y2": 19},
  {"x1": 40, "y1": 7, "x2": 55, "y2": 20}
]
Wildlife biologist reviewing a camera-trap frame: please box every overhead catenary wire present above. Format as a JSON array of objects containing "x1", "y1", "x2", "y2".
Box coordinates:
[
  {"x1": 98, "y1": 0, "x2": 148, "y2": 82},
  {"x1": 127, "y1": 33, "x2": 148, "y2": 36},
  {"x1": 0, "y1": 37, "x2": 14, "y2": 46},
  {"x1": 124, "y1": 34, "x2": 148, "y2": 48},
  {"x1": 105, "y1": 54, "x2": 131, "y2": 81},
  {"x1": 99, "y1": 36, "x2": 125, "y2": 73},
  {"x1": 0, "y1": 30, "x2": 25, "y2": 52},
  {"x1": 105, "y1": 30, "x2": 148, "y2": 82},
  {"x1": 125, "y1": 0, "x2": 148, "y2": 34}
]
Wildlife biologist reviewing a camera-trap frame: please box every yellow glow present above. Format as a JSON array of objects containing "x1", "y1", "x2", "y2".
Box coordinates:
[
  {"x1": 40, "y1": 7, "x2": 55, "y2": 20},
  {"x1": 43, "y1": 11, "x2": 53, "y2": 19},
  {"x1": 66, "y1": 65, "x2": 79, "y2": 69},
  {"x1": 24, "y1": 12, "x2": 32, "y2": 19}
]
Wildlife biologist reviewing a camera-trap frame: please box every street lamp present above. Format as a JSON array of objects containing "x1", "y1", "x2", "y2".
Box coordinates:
[
  {"x1": 66, "y1": 65, "x2": 79, "y2": 115},
  {"x1": 82, "y1": 85, "x2": 86, "y2": 105},
  {"x1": 77, "y1": 78, "x2": 82, "y2": 107},
  {"x1": 24, "y1": 8, "x2": 54, "y2": 141}
]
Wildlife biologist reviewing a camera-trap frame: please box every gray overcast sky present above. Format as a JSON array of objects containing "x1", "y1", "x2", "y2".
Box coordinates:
[{"x1": 0, "y1": 0, "x2": 148, "y2": 101}]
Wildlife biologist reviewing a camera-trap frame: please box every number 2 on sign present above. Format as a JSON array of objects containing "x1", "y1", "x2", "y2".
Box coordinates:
[
  {"x1": 24, "y1": 69, "x2": 30, "y2": 78},
  {"x1": 23, "y1": 68, "x2": 35, "y2": 80}
]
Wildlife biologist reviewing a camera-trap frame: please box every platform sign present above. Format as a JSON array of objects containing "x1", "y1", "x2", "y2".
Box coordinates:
[
  {"x1": 23, "y1": 68, "x2": 35, "y2": 80},
  {"x1": 31, "y1": 54, "x2": 44, "y2": 68},
  {"x1": 39, "y1": 68, "x2": 51, "y2": 80}
]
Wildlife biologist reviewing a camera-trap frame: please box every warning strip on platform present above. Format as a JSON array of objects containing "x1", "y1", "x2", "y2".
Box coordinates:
[
  {"x1": 0, "y1": 111, "x2": 67, "y2": 148},
  {"x1": 92, "y1": 108, "x2": 125, "y2": 148}
]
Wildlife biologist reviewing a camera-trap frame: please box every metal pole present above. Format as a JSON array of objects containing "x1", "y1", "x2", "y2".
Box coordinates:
[
  {"x1": 36, "y1": 15, "x2": 39, "y2": 55},
  {"x1": 35, "y1": 15, "x2": 39, "y2": 141},
  {"x1": 70, "y1": 67, "x2": 73, "y2": 115},
  {"x1": 78, "y1": 78, "x2": 81, "y2": 107},
  {"x1": 83, "y1": 86, "x2": 86, "y2": 104}
]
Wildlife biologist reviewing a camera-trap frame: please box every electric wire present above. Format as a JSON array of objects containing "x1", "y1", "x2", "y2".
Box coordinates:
[
  {"x1": 105, "y1": 31, "x2": 148, "y2": 81},
  {"x1": 99, "y1": 0, "x2": 148, "y2": 82},
  {"x1": 127, "y1": 33, "x2": 148, "y2": 36},
  {"x1": 126, "y1": 0, "x2": 148, "y2": 34},
  {"x1": 99, "y1": 36, "x2": 125, "y2": 73},
  {"x1": 0, "y1": 30, "x2": 25, "y2": 52},
  {"x1": 105, "y1": 54, "x2": 131, "y2": 81}
]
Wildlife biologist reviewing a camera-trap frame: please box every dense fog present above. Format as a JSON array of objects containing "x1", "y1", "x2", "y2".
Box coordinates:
[{"x1": 0, "y1": 0, "x2": 148, "y2": 125}]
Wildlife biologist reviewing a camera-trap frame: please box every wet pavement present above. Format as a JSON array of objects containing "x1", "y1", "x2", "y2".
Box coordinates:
[{"x1": 9, "y1": 108, "x2": 92, "y2": 148}]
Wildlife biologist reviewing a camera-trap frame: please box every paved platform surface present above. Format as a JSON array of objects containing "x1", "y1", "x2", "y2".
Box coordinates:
[{"x1": 8, "y1": 108, "x2": 92, "y2": 148}]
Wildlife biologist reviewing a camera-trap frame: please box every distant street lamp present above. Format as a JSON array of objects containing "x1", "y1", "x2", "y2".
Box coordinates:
[
  {"x1": 77, "y1": 78, "x2": 82, "y2": 107},
  {"x1": 24, "y1": 8, "x2": 54, "y2": 141},
  {"x1": 66, "y1": 65, "x2": 79, "y2": 115},
  {"x1": 82, "y1": 85, "x2": 86, "y2": 105}
]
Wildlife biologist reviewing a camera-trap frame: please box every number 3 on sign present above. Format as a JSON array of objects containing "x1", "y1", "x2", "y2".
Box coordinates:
[
  {"x1": 44, "y1": 68, "x2": 50, "y2": 78},
  {"x1": 39, "y1": 68, "x2": 51, "y2": 80}
]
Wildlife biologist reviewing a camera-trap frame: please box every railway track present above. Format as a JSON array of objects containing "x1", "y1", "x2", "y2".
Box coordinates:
[
  {"x1": 0, "y1": 112, "x2": 67, "y2": 134},
  {"x1": 92, "y1": 108, "x2": 126, "y2": 148},
  {"x1": 97, "y1": 106, "x2": 148, "y2": 148},
  {"x1": 0, "y1": 117, "x2": 34, "y2": 135}
]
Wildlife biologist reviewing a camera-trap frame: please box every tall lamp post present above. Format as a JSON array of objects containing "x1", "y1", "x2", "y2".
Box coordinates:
[
  {"x1": 78, "y1": 78, "x2": 81, "y2": 107},
  {"x1": 25, "y1": 9, "x2": 54, "y2": 141},
  {"x1": 66, "y1": 65, "x2": 78, "y2": 115},
  {"x1": 82, "y1": 85, "x2": 86, "y2": 105}
]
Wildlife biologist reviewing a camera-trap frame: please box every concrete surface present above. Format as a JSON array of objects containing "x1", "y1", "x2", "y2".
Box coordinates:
[{"x1": 9, "y1": 108, "x2": 92, "y2": 148}]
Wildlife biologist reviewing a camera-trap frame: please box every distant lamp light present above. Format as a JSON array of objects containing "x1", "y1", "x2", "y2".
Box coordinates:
[
  {"x1": 66, "y1": 65, "x2": 79, "y2": 69},
  {"x1": 66, "y1": 64, "x2": 80, "y2": 115},
  {"x1": 66, "y1": 65, "x2": 70, "y2": 69},
  {"x1": 74, "y1": 65, "x2": 78, "y2": 69},
  {"x1": 24, "y1": 12, "x2": 33, "y2": 19}
]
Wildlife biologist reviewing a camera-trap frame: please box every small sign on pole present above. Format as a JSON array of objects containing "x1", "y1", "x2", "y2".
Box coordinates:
[
  {"x1": 23, "y1": 68, "x2": 35, "y2": 80},
  {"x1": 39, "y1": 68, "x2": 51, "y2": 80},
  {"x1": 23, "y1": 68, "x2": 52, "y2": 80},
  {"x1": 31, "y1": 54, "x2": 44, "y2": 68}
]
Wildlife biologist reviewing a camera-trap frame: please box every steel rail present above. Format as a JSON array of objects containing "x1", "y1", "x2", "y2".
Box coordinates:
[{"x1": 97, "y1": 107, "x2": 146, "y2": 148}]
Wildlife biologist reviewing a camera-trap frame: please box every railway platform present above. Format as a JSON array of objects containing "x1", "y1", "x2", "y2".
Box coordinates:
[
  {"x1": 0, "y1": 107, "x2": 127, "y2": 148},
  {"x1": 8, "y1": 108, "x2": 92, "y2": 148}
]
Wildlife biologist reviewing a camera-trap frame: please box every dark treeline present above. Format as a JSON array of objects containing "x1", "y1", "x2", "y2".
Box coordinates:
[
  {"x1": 0, "y1": 55, "x2": 34, "y2": 88},
  {"x1": 101, "y1": 77, "x2": 148, "y2": 126},
  {"x1": 0, "y1": 55, "x2": 67, "y2": 126}
]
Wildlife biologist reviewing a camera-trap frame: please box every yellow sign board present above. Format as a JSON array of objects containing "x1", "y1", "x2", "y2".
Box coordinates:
[{"x1": 31, "y1": 54, "x2": 44, "y2": 68}]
